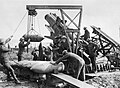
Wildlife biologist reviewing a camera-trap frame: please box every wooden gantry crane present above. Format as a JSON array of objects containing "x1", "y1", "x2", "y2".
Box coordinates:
[{"x1": 26, "y1": 5, "x2": 82, "y2": 53}]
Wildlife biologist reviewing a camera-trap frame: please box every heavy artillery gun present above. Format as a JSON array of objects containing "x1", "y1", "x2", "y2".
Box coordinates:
[
  {"x1": 43, "y1": 7, "x2": 113, "y2": 72},
  {"x1": 6, "y1": 5, "x2": 95, "y2": 88},
  {"x1": 9, "y1": 5, "x2": 120, "y2": 88},
  {"x1": 4, "y1": 4, "x2": 120, "y2": 88}
]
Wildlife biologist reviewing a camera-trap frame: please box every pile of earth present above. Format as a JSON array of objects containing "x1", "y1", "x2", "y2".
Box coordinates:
[{"x1": 85, "y1": 71, "x2": 120, "y2": 88}]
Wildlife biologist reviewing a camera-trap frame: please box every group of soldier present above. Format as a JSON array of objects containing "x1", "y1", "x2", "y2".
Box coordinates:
[
  {"x1": 0, "y1": 27, "x2": 99, "y2": 84},
  {"x1": 36, "y1": 27, "x2": 98, "y2": 81}
]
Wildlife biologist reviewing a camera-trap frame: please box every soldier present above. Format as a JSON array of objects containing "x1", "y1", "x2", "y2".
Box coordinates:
[
  {"x1": 31, "y1": 47, "x2": 38, "y2": 61},
  {"x1": 58, "y1": 36, "x2": 69, "y2": 54},
  {"x1": 81, "y1": 27, "x2": 90, "y2": 41},
  {"x1": 51, "y1": 50, "x2": 85, "y2": 81},
  {"x1": 0, "y1": 38, "x2": 20, "y2": 84},
  {"x1": 43, "y1": 46, "x2": 53, "y2": 61},
  {"x1": 87, "y1": 39, "x2": 98, "y2": 73},
  {"x1": 17, "y1": 37, "x2": 30, "y2": 61}
]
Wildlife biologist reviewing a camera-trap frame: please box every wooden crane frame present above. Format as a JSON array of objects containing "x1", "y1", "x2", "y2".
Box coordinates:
[{"x1": 26, "y1": 5, "x2": 82, "y2": 53}]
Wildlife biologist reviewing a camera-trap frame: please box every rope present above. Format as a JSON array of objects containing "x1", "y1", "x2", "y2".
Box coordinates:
[
  {"x1": 22, "y1": 12, "x2": 42, "y2": 38},
  {"x1": 12, "y1": 12, "x2": 27, "y2": 35},
  {"x1": 32, "y1": 29, "x2": 40, "y2": 35},
  {"x1": 25, "y1": 28, "x2": 40, "y2": 35},
  {"x1": 37, "y1": 16, "x2": 41, "y2": 33},
  {"x1": 26, "y1": 16, "x2": 41, "y2": 35}
]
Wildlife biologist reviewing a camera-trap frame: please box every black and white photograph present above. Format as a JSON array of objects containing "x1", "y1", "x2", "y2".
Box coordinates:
[{"x1": 0, "y1": 0, "x2": 120, "y2": 88}]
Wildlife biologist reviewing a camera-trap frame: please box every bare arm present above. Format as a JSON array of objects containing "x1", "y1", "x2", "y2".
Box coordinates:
[
  {"x1": 50, "y1": 52, "x2": 53, "y2": 61},
  {"x1": 23, "y1": 39, "x2": 30, "y2": 47},
  {"x1": 4, "y1": 35, "x2": 13, "y2": 44},
  {"x1": 55, "y1": 54, "x2": 69, "y2": 64},
  {"x1": 23, "y1": 42, "x2": 30, "y2": 47}
]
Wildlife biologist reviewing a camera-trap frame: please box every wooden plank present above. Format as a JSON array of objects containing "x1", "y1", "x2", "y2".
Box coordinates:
[
  {"x1": 86, "y1": 71, "x2": 111, "y2": 77},
  {"x1": 52, "y1": 73, "x2": 95, "y2": 88}
]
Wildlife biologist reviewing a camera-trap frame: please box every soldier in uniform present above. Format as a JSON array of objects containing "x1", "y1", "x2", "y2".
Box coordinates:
[
  {"x1": 57, "y1": 36, "x2": 69, "y2": 54},
  {"x1": 51, "y1": 50, "x2": 85, "y2": 81},
  {"x1": 31, "y1": 47, "x2": 38, "y2": 61},
  {"x1": 0, "y1": 38, "x2": 20, "y2": 84},
  {"x1": 17, "y1": 37, "x2": 30, "y2": 61},
  {"x1": 87, "y1": 39, "x2": 98, "y2": 73},
  {"x1": 81, "y1": 27, "x2": 90, "y2": 41}
]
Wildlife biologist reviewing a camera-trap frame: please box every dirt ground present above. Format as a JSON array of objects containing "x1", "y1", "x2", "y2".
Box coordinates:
[
  {"x1": 0, "y1": 71, "x2": 39, "y2": 88},
  {"x1": 0, "y1": 70, "x2": 120, "y2": 88},
  {"x1": 2, "y1": 52, "x2": 120, "y2": 88},
  {"x1": 85, "y1": 71, "x2": 120, "y2": 88}
]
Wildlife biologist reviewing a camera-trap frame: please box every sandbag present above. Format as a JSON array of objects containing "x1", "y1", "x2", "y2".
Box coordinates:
[{"x1": 30, "y1": 62, "x2": 64, "y2": 74}]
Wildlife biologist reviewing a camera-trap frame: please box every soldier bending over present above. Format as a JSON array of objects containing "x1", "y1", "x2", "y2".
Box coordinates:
[{"x1": 51, "y1": 50, "x2": 85, "y2": 81}]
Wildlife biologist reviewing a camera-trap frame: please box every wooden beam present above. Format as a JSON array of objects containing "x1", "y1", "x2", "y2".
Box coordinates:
[
  {"x1": 66, "y1": 29, "x2": 79, "y2": 33},
  {"x1": 60, "y1": 9, "x2": 72, "y2": 52},
  {"x1": 26, "y1": 5, "x2": 82, "y2": 10}
]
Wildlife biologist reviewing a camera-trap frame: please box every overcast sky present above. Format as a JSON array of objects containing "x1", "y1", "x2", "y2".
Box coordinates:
[{"x1": 0, "y1": 0, "x2": 120, "y2": 47}]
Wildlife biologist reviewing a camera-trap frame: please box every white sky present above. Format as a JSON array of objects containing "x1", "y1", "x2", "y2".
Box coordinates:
[{"x1": 0, "y1": 0, "x2": 120, "y2": 47}]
